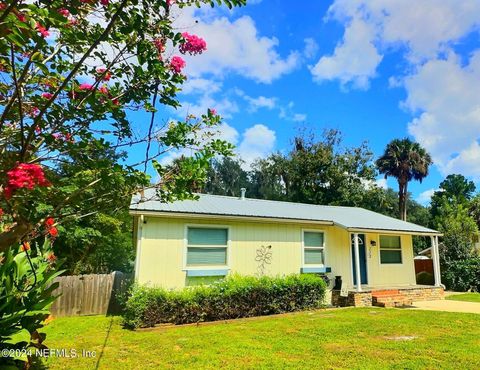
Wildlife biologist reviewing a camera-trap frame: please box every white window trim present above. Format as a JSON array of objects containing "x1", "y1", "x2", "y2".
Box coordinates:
[
  {"x1": 302, "y1": 229, "x2": 326, "y2": 268},
  {"x1": 378, "y1": 234, "x2": 403, "y2": 265},
  {"x1": 183, "y1": 224, "x2": 231, "y2": 271}
]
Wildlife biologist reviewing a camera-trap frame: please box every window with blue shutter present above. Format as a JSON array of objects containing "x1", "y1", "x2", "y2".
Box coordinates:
[
  {"x1": 187, "y1": 227, "x2": 228, "y2": 266},
  {"x1": 303, "y1": 231, "x2": 325, "y2": 265},
  {"x1": 379, "y1": 235, "x2": 402, "y2": 264}
]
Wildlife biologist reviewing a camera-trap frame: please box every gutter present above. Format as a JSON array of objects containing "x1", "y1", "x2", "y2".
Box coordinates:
[
  {"x1": 129, "y1": 210, "x2": 442, "y2": 236},
  {"x1": 344, "y1": 226, "x2": 442, "y2": 237},
  {"x1": 128, "y1": 209, "x2": 334, "y2": 226}
]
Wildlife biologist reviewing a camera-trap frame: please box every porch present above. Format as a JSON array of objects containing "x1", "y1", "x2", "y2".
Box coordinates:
[
  {"x1": 350, "y1": 233, "x2": 443, "y2": 293},
  {"x1": 331, "y1": 285, "x2": 445, "y2": 308}
]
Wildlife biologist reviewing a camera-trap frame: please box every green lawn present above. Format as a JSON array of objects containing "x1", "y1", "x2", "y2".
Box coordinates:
[
  {"x1": 446, "y1": 293, "x2": 480, "y2": 303},
  {"x1": 33, "y1": 308, "x2": 480, "y2": 369}
]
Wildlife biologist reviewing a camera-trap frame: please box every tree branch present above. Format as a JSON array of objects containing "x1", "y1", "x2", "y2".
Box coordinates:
[{"x1": 21, "y1": 0, "x2": 131, "y2": 160}]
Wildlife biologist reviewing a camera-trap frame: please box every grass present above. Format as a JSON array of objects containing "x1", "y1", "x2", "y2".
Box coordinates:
[
  {"x1": 32, "y1": 308, "x2": 480, "y2": 369},
  {"x1": 446, "y1": 293, "x2": 480, "y2": 303}
]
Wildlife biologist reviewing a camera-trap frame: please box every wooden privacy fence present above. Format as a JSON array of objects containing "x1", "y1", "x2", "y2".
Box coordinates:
[
  {"x1": 414, "y1": 259, "x2": 434, "y2": 275},
  {"x1": 50, "y1": 271, "x2": 131, "y2": 317}
]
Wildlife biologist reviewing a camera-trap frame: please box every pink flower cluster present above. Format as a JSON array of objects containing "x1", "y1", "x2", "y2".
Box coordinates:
[
  {"x1": 78, "y1": 83, "x2": 109, "y2": 94},
  {"x1": 28, "y1": 106, "x2": 39, "y2": 117},
  {"x1": 52, "y1": 132, "x2": 74, "y2": 143},
  {"x1": 179, "y1": 32, "x2": 207, "y2": 55},
  {"x1": 4, "y1": 163, "x2": 50, "y2": 199},
  {"x1": 153, "y1": 38, "x2": 165, "y2": 60},
  {"x1": 79, "y1": 83, "x2": 95, "y2": 91},
  {"x1": 170, "y1": 56, "x2": 186, "y2": 74},
  {"x1": 96, "y1": 67, "x2": 111, "y2": 81},
  {"x1": 58, "y1": 8, "x2": 70, "y2": 17},
  {"x1": 36, "y1": 23, "x2": 49, "y2": 38}
]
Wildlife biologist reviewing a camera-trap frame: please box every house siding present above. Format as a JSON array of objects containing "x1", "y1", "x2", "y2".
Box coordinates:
[{"x1": 135, "y1": 216, "x2": 416, "y2": 289}]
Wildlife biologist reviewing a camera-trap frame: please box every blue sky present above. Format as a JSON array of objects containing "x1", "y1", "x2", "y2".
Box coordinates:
[{"x1": 130, "y1": 0, "x2": 480, "y2": 204}]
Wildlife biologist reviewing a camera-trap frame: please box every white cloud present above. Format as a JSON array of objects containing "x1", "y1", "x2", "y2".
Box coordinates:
[
  {"x1": 292, "y1": 113, "x2": 307, "y2": 122},
  {"x1": 279, "y1": 101, "x2": 307, "y2": 122},
  {"x1": 311, "y1": 0, "x2": 480, "y2": 177},
  {"x1": 416, "y1": 189, "x2": 437, "y2": 205},
  {"x1": 313, "y1": 0, "x2": 480, "y2": 87},
  {"x1": 405, "y1": 52, "x2": 480, "y2": 178},
  {"x1": 181, "y1": 78, "x2": 222, "y2": 95},
  {"x1": 173, "y1": 8, "x2": 300, "y2": 83},
  {"x1": 177, "y1": 94, "x2": 239, "y2": 119},
  {"x1": 360, "y1": 177, "x2": 389, "y2": 190},
  {"x1": 158, "y1": 122, "x2": 239, "y2": 166},
  {"x1": 159, "y1": 123, "x2": 276, "y2": 169},
  {"x1": 375, "y1": 178, "x2": 388, "y2": 190},
  {"x1": 237, "y1": 124, "x2": 276, "y2": 168},
  {"x1": 311, "y1": 18, "x2": 382, "y2": 89},
  {"x1": 303, "y1": 38, "x2": 319, "y2": 59},
  {"x1": 243, "y1": 95, "x2": 277, "y2": 112}
]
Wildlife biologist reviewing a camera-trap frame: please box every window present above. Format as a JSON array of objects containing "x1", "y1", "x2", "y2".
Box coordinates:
[
  {"x1": 186, "y1": 227, "x2": 228, "y2": 266},
  {"x1": 379, "y1": 235, "x2": 402, "y2": 264},
  {"x1": 303, "y1": 231, "x2": 325, "y2": 265}
]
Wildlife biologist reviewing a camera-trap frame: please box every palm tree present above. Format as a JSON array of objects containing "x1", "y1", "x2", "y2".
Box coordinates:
[{"x1": 376, "y1": 138, "x2": 432, "y2": 221}]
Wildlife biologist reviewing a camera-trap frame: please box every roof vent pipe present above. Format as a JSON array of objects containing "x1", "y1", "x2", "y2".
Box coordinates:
[{"x1": 240, "y1": 188, "x2": 246, "y2": 200}]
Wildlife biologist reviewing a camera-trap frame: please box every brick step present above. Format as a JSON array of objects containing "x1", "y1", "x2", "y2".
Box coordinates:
[
  {"x1": 372, "y1": 289, "x2": 400, "y2": 295},
  {"x1": 373, "y1": 295, "x2": 411, "y2": 301},
  {"x1": 372, "y1": 293, "x2": 405, "y2": 298},
  {"x1": 372, "y1": 296, "x2": 413, "y2": 308}
]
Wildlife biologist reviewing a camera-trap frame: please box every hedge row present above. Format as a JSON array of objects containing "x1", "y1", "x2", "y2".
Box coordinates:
[
  {"x1": 442, "y1": 258, "x2": 480, "y2": 292},
  {"x1": 122, "y1": 274, "x2": 327, "y2": 329}
]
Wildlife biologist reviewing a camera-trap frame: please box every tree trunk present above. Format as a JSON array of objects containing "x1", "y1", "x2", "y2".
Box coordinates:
[
  {"x1": 403, "y1": 180, "x2": 408, "y2": 221},
  {"x1": 398, "y1": 181, "x2": 406, "y2": 221},
  {"x1": 397, "y1": 179, "x2": 409, "y2": 221}
]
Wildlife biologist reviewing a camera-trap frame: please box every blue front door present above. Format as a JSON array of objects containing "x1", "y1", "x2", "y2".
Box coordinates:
[{"x1": 351, "y1": 234, "x2": 368, "y2": 285}]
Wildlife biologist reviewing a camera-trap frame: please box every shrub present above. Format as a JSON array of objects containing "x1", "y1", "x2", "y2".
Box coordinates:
[
  {"x1": 416, "y1": 271, "x2": 434, "y2": 286},
  {"x1": 0, "y1": 240, "x2": 63, "y2": 368},
  {"x1": 441, "y1": 258, "x2": 480, "y2": 292},
  {"x1": 122, "y1": 274, "x2": 327, "y2": 329}
]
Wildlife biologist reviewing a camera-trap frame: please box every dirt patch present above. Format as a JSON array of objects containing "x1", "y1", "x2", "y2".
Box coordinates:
[{"x1": 385, "y1": 335, "x2": 418, "y2": 341}]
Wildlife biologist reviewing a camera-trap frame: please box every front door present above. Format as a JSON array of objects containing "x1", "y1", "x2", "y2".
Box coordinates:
[{"x1": 351, "y1": 234, "x2": 368, "y2": 285}]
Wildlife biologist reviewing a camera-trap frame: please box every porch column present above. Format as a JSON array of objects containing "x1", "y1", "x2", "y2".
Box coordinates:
[
  {"x1": 435, "y1": 235, "x2": 442, "y2": 287},
  {"x1": 353, "y1": 233, "x2": 362, "y2": 292},
  {"x1": 431, "y1": 235, "x2": 441, "y2": 287}
]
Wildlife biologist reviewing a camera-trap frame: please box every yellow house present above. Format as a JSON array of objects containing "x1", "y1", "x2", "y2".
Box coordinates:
[{"x1": 130, "y1": 189, "x2": 444, "y2": 306}]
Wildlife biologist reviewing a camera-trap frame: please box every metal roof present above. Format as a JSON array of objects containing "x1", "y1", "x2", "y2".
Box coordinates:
[{"x1": 130, "y1": 189, "x2": 440, "y2": 235}]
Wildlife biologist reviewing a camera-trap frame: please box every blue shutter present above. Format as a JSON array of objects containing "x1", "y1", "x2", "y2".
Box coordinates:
[
  {"x1": 187, "y1": 247, "x2": 227, "y2": 265},
  {"x1": 379, "y1": 235, "x2": 401, "y2": 249},
  {"x1": 380, "y1": 250, "x2": 402, "y2": 264},
  {"x1": 380, "y1": 235, "x2": 402, "y2": 263},
  {"x1": 304, "y1": 249, "x2": 324, "y2": 265},
  {"x1": 304, "y1": 232, "x2": 324, "y2": 247},
  {"x1": 187, "y1": 228, "x2": 228, "y2": 246}
]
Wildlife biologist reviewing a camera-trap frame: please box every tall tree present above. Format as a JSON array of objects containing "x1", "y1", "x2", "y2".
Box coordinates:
[
  {"x1": 247, "y1": 130, "x2": 378, "y2": 206},
  {"x1": 376, "y1": 138, "x2": 432, "y2": 221},
  {"x1": 52, "y1": 150, "x2": 143, "y2": 274},
  {"x1": 0, "y1": 0, "x2": 245, "y2": 362},
  {"x1": 431, "y1": 174, "x2": 476, "y2": 220},
  {"x1": 203, "y1": 157, "x2": 250, "y2": 197}
]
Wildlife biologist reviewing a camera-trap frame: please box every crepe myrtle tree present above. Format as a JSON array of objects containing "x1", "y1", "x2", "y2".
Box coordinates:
[
  {"x1": 0, "y1": 0, "x2": 246, "y2": 251},
  {"x1": 0, "y1": 0, "x2": 244, "y2": 363}
]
